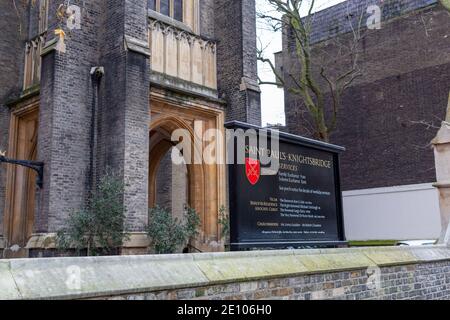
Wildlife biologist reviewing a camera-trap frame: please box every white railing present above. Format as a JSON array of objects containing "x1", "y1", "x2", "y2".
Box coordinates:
[{"x1": 149, "y1": 19, "x2": 217, "y2": 90}]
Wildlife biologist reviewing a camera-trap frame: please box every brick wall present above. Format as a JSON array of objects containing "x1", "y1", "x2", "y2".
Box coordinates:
[
  {"x1": 155, "y1": 151, "x2": 172, "y2": 211},
  {"x1": 97, "y1": 0, "x2": 150, "y2": 232},
  {"x1": 36, "y1": 0, "x2": 151, "y2": 234},
  {"x1": 284, "y1": 2, "x2": 450, "y2": 190},
  {"x1": 200, "y1": 0, "x2": 215, "y2": 38},
  {"x1": 111, "y1": 261, "x2": 450, "y2": 300},
  {"x1": 36, "y1": 0, "x2": 102, "y2": 232},
  {"x1": 308, "y1": 0, "x2": 437, "y2": 44},
  {"x1": 0, "y1": 1, "x2": 28, "y2": 238},
  {"x1": 1, "y1": 246, "x2": 449, "y2": 300}
]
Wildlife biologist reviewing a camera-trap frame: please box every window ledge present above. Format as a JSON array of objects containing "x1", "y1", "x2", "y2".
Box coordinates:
[{"x1": 148, "y1": 9, "x2": 193, "y2": 34}]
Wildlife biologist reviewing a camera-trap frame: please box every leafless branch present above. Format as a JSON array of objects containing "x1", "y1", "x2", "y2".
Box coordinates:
[
  {"x1": 258, "y1": 0, "x2": 365, "y2": 141},
  {"x1": 409, "y1": 120, "x2": 440, "y2": 130}
]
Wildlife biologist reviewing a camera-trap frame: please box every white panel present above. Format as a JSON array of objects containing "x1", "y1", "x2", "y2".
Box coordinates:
[
  {"x1": 178, "y1": 36, "x2": 191, "y2": 81},
  {"x1": 204, "y1": 45, "x2": 215, "y2": 89},
  {"x1": 343, "y1": 183, "x2": 442, "y2": 241},
  {"x1": 151, "y1": 25, "x2": 164, "y2": 73},
  {"x1": 183, "y1": 0, "x2": 194, "y2": 31},
  {"x1": 165, "y1": 29, "x2": 178, "y2": 77},
  {"x1": 191, "y1": 39, "x2": 203, "y2": 85}
]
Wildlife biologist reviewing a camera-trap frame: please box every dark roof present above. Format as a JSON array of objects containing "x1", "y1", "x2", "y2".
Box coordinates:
[{"x1": 309, "y1": 0, "x2": 438, "y2": 43}]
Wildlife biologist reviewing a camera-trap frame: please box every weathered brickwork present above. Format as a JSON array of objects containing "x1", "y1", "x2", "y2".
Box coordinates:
[
  {"x1": 200, "y1": 0, "x2": 215, "y2": 38},
  {"x1": 308, "y1": 0, "x2": 437, "y2": 44},
  {"x1": 0, "y1": 1, "x2": 28, "y2": 238},
  {"x1": 100, "y1": 261, "x2": 450, "y2": 300},
  {"x1": 283, "y1": 1, "x2": 450, "y2": 190},
  {"x1": 106, "y1": 0, "x2": 150, "y2": 232},
  {"x1": 37, "y1": 0, "x2": 102, "y2": 232},
  {"x1": 215, "y1": 0, "x2": 261, "y2": 125},
  {"x1": 155, "y1": 151, "x2": 173, "y2": 210}
]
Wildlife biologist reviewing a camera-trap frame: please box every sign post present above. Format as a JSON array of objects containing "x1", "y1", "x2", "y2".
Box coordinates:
[{"x1": 225, "y1": 121, "x2": 346, "y2": 250}]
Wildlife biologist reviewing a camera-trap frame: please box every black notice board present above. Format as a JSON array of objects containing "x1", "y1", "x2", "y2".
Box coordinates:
[{"x1": 225, "y1": 121, "x2": 347, "y2": 250}]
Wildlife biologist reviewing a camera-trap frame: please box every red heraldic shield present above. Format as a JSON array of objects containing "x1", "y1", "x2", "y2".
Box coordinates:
[{"x1": 245, "y1": 158, "x2": 261, "y2": 185}]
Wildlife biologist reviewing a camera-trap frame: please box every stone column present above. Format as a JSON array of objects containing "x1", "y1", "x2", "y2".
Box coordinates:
[
  {"x1": 34, "y1": 0, "x2": 150, "y2": 255},
  {"x1": 97, "y1": 0, "x2": 150, "y2": 253},
  {"x1": 432, "y1": 94, "x2": 450, "y2": 245},
  {"x1": 36, "y1": 0, "x2": 103, "y2": 237}
]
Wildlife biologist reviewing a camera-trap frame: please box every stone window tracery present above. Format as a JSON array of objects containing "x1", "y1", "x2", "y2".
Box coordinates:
[
  {"x1": 149, "y1": 0, "x2": 184, "y2": 23},
  {"x1": 38, "y1": 0, "x2": 49, "y2": 34}
]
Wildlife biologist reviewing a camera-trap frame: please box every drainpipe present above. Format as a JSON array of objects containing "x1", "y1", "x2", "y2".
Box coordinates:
[{"x1": 89, "y1": 66, "x2": 104, "y2": 193}]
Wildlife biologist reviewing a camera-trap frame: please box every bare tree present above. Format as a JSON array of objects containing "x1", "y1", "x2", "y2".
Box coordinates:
[{"x1": 257, "y1": 0, "x2": 366, "y2": 142}]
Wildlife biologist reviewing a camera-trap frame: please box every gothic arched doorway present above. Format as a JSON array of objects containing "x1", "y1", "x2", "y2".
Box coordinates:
[
  {"x1": 149, "y1": 115, "x2": 206, "y2": 250},
  {"x1": 148, "y1": 94, "x2": 227, "y2": 252}
]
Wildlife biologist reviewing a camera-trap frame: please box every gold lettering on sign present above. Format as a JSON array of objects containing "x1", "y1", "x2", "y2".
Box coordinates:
[{"x1": 245, "y1": 145, "x2": 332, "y2": 169}]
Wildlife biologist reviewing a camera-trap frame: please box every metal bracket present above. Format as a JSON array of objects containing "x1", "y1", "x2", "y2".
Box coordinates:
[{"x1": 0, "y1": 156, "x2": 44, "y2": 188}]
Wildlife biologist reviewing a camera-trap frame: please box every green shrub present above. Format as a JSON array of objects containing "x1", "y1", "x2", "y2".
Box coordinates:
[
  {"x1": 56, "y1": 170, "x2": 128, "y2": 256},
  {"x1": 147, "y1": 206, "x2": 200, "y2": 254},
  {"x1": 218, "y1": 206, "x2": 230, "y2": 244}
]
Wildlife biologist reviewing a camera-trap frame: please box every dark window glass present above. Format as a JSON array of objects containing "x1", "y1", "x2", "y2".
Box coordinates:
[
  {"x1": 174, "y1": 0, "x2": 183, "y2": 22},
  {"x1": 160, "y1": 0, "x2": 170, "y2": 16},
  {"x1": 148, "y1": 0, "x2": 156, "y2": 11}
]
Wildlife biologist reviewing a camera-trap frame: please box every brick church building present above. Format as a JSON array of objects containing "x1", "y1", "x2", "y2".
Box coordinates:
[
  {"x1": 280, "y1": 0, "x2": 447, "y2": 241},
  {"x1": 0, "y1": 0, "x2": 262, "y2": 258}
]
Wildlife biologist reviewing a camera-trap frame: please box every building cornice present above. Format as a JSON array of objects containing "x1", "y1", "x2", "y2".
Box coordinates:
[{"x1": 124, "y1": 35, "x2": 151, "y2": 57}]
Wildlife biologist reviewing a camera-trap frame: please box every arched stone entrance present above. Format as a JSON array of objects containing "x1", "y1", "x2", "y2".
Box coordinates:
[
  {"x1": 149, "y1": 115, "x2": 206, "y2": 229},
  {"x1": 148, "y1": 93, "x2": 226, "y2": 252}
]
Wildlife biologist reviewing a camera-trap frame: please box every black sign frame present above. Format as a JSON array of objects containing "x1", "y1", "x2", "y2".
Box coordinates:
[{"x1": 225, "y1": 121, "x2": 347, "y2": 251}]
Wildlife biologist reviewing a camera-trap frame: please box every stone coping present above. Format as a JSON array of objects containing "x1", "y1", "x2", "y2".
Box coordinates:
[
  {"x1": 1, "y1": 246, "x2": 450, "y2": 300},
  {"x1": 24, "y1": 233, "x2": 150, "y2": 249}
]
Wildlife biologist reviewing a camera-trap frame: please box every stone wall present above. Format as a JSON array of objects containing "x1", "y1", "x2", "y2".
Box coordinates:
[
  {"x1": 154, "y1": 148, "x2": 188, "y2": 222},
  {"x1": 200, "y1": 0, "x2": 215, "y2": 38},
  {"x1": 1, "y1": 246, "x2": 449, "y2": 300}
]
